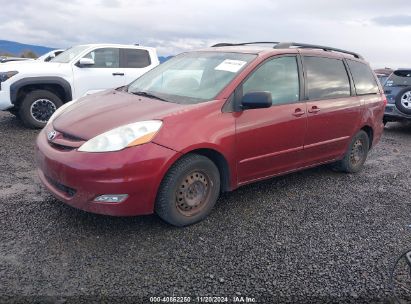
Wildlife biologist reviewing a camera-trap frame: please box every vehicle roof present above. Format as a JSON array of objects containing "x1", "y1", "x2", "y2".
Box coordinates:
[
  {"x1": 75, "y1": 43, "x2": 156, "y2": 50},
  {"x1": 198, "y1": 44, "x2": 365, "y2": 62}
]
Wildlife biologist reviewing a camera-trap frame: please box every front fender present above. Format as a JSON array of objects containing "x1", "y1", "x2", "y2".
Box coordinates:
[{"x1": 10, "y1": 76, "x2": 72, "y2": 104}]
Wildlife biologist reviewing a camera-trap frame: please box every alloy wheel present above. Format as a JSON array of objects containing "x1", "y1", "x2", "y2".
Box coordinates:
[{"x1": 30, "y1": 99, "x2": 57, "y2": 123}]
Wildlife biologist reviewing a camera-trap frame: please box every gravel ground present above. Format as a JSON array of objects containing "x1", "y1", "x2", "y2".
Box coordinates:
[{"x1": 0, "y1": 111, "x2": 410, "y2": 303}]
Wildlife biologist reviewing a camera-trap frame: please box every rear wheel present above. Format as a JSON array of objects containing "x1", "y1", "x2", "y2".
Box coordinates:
[
  {"x1": 19, "y1": 90, "x2": 63, "y2": 129},
  {"x1": 155, "y1": 154, "x2": 220, "y2": 227},
  {"x1": 332, "y1": 130, "x2": 370, "y2": 173}
]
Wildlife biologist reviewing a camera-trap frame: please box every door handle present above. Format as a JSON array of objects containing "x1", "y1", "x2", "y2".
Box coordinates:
[
  {"x1": 112, "y1": 72, "x2": 125, "y2": 76},
  {"x1": 292, "y1": 108, "x2": 305, "y2": 117},
  {"x1": 308, "y1": 106, "x2": 320, "y2": 113}
]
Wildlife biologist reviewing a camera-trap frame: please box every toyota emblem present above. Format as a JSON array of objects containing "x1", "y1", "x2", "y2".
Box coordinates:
[{"x1": 47, "y1": 130, "x2": 57, "y2": 141}]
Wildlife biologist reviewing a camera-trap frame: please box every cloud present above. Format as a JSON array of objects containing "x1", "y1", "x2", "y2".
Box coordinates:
[
  {"x1": 0, "y1": 0, "x2": 411, "y2": 67},
  {"x1": 373, "y1": 15, "x2": 411, "y2": 26}
]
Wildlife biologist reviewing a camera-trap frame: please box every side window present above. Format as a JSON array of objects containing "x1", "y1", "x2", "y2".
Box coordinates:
[
  {"x1": 122, "y1": 49, "x2": 151, "y2": 68},
  {"x1": 242, "y1": 56, "x2": 300, "y2": 105},
  {"x1": 83, "y1": 48, "x2": 120, "y2": 68},
  {"x1": 347, "y1": 60, "x2": 379, "y2": 95},
  {"x1": 304, "y1": 57, "x2": 350, "y2": 100}
]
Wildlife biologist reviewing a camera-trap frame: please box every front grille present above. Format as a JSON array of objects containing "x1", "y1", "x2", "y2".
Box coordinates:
[
  {"x1": 47, "y1": 130, "x2": 85, "y2": 151},
  {"x1": 61, "y1": 132, "x2": 84, "y2": 142},
  {"x1": 49, "y1": 142, "x2": 76, "y2": 151},
  {"x1": 45, "y1": 175, "x2": 76, "y2": 197}
]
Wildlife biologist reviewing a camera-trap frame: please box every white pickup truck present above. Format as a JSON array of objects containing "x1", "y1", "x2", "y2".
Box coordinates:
[{"x1": 0, "y1": 44, "x2": 159, "y2": 128}]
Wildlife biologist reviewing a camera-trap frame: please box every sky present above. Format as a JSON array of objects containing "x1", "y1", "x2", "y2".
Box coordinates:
[{"x1": 0, "y1": 0, "x2": 410, "y2": 68}]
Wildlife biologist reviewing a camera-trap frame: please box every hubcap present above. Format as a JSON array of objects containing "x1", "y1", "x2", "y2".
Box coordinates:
[
  {"x1": 350, "y1": 139, "x2": 364, "y2": 166},
  {"x1": 400, "y1": 91, "x2": 411, "y2": 109},
  {"x1": 30, "y1": 99, "x2": 57, "y2": 123},
  {"x1": 176, "y1": 171, "x2": 211, "y2": 216}
]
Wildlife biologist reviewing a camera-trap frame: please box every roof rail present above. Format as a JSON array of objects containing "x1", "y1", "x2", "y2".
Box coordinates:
[
  {"x1": 211, "y1": 41, "x2": 362, "y2": 59},
  {"x1": 274, "y1": 42, "x2": 362, "y2": 59},
  {"x1": 211, "y1": 42, "x2": 280, "y2": 47}
]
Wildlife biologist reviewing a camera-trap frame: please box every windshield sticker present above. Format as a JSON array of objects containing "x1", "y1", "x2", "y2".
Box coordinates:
[{"x1": 215, "y1": 59, "x2": 247, "y2": 73}]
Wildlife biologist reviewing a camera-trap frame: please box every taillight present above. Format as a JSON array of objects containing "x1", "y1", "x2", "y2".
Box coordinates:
[{"x1": 382, "y1": 94, "x2": 387, "y2": 106}]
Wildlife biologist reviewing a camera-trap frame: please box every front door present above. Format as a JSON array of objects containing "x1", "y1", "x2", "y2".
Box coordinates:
[
  {"x1": 73, "y1": 47, "x2": 126, "y2": 98},
  {"x1": 235, "y1": 55, "x2": 307, "y2": 184}
]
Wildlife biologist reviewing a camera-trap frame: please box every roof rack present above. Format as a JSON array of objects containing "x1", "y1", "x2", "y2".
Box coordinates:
[
  {"x1": 212, "y1": 42, "x2": 280, "y2": 47},
  {"x1": 211, "y1": 41, "x2": 363, "y2": 59}
]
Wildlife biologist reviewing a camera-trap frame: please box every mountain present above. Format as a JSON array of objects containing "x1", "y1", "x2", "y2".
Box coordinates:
[{"x1": 0, "y1": 40, "x2": 55, "y2": 57}]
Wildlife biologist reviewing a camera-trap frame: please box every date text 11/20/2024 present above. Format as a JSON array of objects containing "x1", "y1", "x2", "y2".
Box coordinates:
[{"x1": 149, "y1": 296, "x2": 257, "y2": 303}]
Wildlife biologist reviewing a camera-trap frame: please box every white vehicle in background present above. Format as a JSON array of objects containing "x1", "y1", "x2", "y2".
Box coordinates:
[
  {"x1": 37, "y1": 49, "x2": 65, "y2": 62},
  {"x1": 0, "y1": 44, "x2": 159, "y2": 128},
  {"x1": 0, "y1": 50, "x2": 65, "y2": 63}
]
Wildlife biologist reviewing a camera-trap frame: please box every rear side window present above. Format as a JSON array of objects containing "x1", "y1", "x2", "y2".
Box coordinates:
[
  {"x1": 242, "y1": 56, "x2": 300, "y2": 105},
  {"x1": 347, "y1": 60, "x2": 379, "y2": 94},
  {"x1": 122, "y1": 49, "x2": 151, "y2": 68},
  {"x1": 304, "y1": 56, "x2": 350, "y2": 100},
  {"x1": 386, "y1": 70, "x2": 411, "y2": 87}
]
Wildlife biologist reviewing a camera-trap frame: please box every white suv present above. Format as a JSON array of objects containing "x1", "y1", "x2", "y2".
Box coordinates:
[{"x1": 0, "y1": 44, "x2": 159, "y2": 128}]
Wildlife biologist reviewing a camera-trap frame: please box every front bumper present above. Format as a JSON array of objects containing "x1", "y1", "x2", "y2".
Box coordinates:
[
  {"x1": 35, "y1": 128, "x2": 179, "y2": 216},
  {"x1": 384, "y1": 104, "x2": 411, "y2": 121},
  {"x1": 0, "y1": 89, "x2": 12, "y2": 110}
]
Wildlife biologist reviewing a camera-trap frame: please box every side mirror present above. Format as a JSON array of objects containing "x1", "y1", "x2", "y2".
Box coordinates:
[
  {"x1": 77, "y1": 57, "x2": 95, "y2": 67},
  {"x1": 241, "y1": 91, "x2": 272, "y2": 109}
]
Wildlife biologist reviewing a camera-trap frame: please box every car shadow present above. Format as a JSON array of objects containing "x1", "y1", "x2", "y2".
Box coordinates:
[
  {"x1": 384, "y1": 121, "x2": 411, "y2": 136},
  {"x1": 50, "y1": 162, "x2": 335, "y2": 234},
  {"x1": 0, "y1": 111, "x2": 38, "y2": 132}
]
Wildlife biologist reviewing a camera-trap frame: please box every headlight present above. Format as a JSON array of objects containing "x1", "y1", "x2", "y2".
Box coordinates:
[
  {"x1": 46, "y1": 100, "x2": 76, "y2": 126},
  {"x1": 78, "y1": 120, "x2": 163, "y2": 153},
  {"x1": 0, "y1": 71, "x2": 18, "y2": 83}
]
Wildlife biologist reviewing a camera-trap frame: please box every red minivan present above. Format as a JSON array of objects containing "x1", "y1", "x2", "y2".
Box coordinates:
[{"x1": 35, "y1": 42, "x2": 386, "y2": 226}]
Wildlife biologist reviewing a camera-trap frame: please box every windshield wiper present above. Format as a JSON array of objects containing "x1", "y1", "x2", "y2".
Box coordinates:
[{"x1": 131, "y1": 91, "x2": 168, "y2": 102}]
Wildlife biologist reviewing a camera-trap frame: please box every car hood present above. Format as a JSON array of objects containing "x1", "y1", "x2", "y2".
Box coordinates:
[
  {"x1": 53, "y1": 90, "x2": 189, "y2": 140},
  {"x1": 0, "y1": 61, "x2": 67, "y2": 72}
]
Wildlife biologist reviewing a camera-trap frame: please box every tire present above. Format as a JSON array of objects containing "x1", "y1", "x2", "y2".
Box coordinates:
[
  {"x1": 332, "y1": 130, "x2": 370, "y2": 173},
  {"x1": 155, "y1": 154, "x2": 221, "y2": 227},
  {"x1": 19, "y1": 90, "x2": 63, "y2": 129},
  {"x1": 395, "y1": 87, "x2": 411, "y2": 115},
  {"x1": 8, "y1": 108, "x2": 20, "y2": 118}
]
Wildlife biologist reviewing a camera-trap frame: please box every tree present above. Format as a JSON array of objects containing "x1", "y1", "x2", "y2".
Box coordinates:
[
  {"x1": 0, "y1": 52, "x2": 16, "y2": 57},
  {"x1": 20, "y1": 50, "x2": 38, "y2": 58}
]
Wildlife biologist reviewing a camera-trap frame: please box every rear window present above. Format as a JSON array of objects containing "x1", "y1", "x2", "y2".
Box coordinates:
[
  {"x1": 304, "y1": 56, "x2": 351, "y2": 100},
  {"x1": 122, "y1": 49, "x2": 151, "y2": 68},
  {"x1": 385, "y1": 70, "x2": 411, "y2": 87},
  {"x1": 347, "y1": 60, "x2": 379, "y2": 95}
]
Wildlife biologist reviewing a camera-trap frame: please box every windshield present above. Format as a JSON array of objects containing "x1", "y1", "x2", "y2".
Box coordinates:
[
  {"x1": 127, "y1": 52, "x2": 257, "y2": 104},
  {"x1": 51, "y1": 45, "x2": 89, "y2": 63}
]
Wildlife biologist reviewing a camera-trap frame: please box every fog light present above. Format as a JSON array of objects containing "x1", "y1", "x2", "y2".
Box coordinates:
[{"x1": 94, "y1": 194, "x2": 128, "y2": 203}]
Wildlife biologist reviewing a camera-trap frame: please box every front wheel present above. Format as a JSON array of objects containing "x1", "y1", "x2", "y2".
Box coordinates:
[
  {"x1": 19, "y1": 90, "x2": 63, "y2": 129},
  {"x1": 332, "y1": 130, "x2": 370, "y2": 173},
  {"x1": 155, "y1": 154, "x2": 221, "y2": 227}
]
